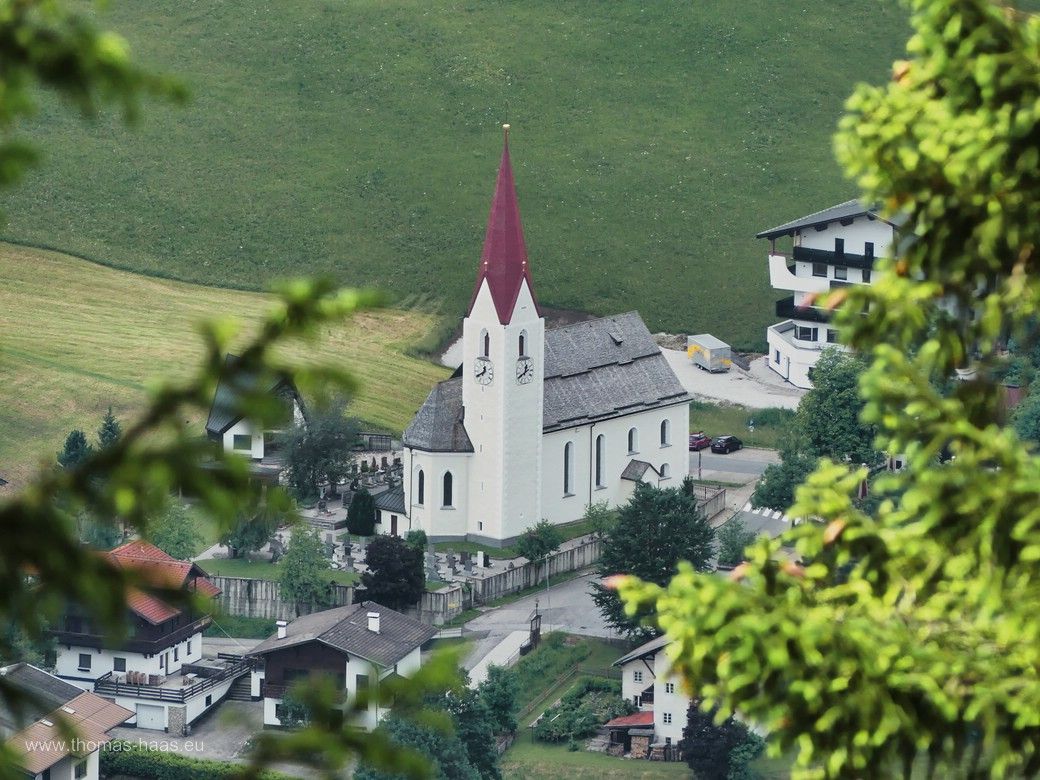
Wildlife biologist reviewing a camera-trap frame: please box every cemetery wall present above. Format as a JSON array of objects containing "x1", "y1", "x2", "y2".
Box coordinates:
[{"x1": 211, "y1": 575, "x2": 354, "y2": 621}]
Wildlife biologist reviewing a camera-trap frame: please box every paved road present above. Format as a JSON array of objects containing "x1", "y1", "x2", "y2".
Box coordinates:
[
  {"x1": 689, "y1": 446, "x2": 779, "y2": 477},
  {"x1": 463, "y1": 571, "x2": 622, "y2": 670}
]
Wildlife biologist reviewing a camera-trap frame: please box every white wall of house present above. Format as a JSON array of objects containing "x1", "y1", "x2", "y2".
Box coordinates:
[
  {"x1": 104, "y1": 676, "x2": 236, "y2": 730},
  {"x1": 223, "y1": 418, "x2": 264, "y2": 460},
  {"x1": 263, "y1": 646, "x2": 424, "y2": 730},
  {"x1": 30, "y1": 750, "x2": 98, "y2": 780},
  {"x1": 620, "y1": 657, "x2": 656, "y2": 709},
  {"x1": 374, "y1": 508, "x2": 411, "y2": 537},
  {"x1": 652, "y1": 651, "x2": 688, "y2": 745},
  {"x1": 797, "y1": 216, "x2": 892, "y2": 254},
  {"x1": 55, "y1": 633, "x2": 204, "y2": 686}
]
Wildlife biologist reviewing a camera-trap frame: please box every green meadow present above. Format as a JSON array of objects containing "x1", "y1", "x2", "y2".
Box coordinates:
[
  {"x1": 1, "y1": 0, "x2": 911, "y2": 349},
  {"x1": 0, "y1": 243, "x2": 449, "y2": 487}
]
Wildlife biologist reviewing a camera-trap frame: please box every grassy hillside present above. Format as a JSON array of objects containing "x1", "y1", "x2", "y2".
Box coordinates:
[
  {"x1": 0, "y1": 0, "x2": 911, "y2": 349},
  {"x1": 0, "y1": 243, "x2": 449, "y2": 487}
]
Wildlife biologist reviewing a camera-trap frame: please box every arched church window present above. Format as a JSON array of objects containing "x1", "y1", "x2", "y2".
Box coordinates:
[
  {"x1": 595, "y1": 434, "x2": 605, "y2": 488},
  {"x1": 519, "y1": 330, "x2": 528, "y2": 358},
  {"x1": 417, "y1": 469, "x2": 425, "y2": 505},
  {"x1": 563, "y1": 441, "x2": 573, "y2": 495},
  {"x1": 660, "y1": 419, "x2": 671, "y2": 447},
  {"x1": 442, "y1": 471, "x2": 454, "y2": 507},
  {"x1": 627, "y1": 427, "x2": 638, "y2": 454},
  {"x1": 660, "y1": 463, "x2": 671, "y2": 479},
  {"x1": 481, "y1": 330, "x2": 490, "y2": 358}
]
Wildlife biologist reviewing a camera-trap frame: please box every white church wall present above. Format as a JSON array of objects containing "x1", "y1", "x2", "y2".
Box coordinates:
[{"x1": 407, "y1": 449, "x2": 470, "y2": 541}]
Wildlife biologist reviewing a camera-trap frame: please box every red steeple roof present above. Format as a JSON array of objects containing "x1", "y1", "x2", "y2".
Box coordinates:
[{"x1": 468, "y1": 126, "x2": 539, "y2": 325}]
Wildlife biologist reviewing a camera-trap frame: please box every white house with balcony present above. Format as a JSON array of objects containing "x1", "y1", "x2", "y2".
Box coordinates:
[
  {"x1": 607, "y1": 636, "x2": 688, "y2": 757},
  {"x1": 757, "y1": 200, "x2": 900, "y2": 388},
  {"x1": 375, "y1": 130, "x2": 691, "y2": 546}
]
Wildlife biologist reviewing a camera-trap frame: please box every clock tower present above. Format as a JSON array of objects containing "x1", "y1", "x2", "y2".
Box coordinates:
[{"x1": 461, "y1": 125, "x2": 545, "y2": 543}]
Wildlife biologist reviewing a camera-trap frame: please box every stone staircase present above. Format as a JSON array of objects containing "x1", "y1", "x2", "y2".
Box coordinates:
[{"x1": 226, "y1": 675, "x2": 253, "y2": 702}]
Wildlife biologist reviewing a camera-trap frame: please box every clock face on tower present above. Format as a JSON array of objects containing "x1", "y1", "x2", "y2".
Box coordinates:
[
  {"x1": 516, "y1": 357, "x2": 534, "y2": 384},
  {"x1": 474, "y1": 357, "x2": 494, "y2": 385}
]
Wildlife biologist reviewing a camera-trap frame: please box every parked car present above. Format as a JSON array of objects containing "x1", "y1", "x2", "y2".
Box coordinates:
[
  {"x1": 711, "y1": 435, "x2": 743, "y2": 454},
  {"x1": 689, "y1": 432, "x2": 712, "y2": 451}
]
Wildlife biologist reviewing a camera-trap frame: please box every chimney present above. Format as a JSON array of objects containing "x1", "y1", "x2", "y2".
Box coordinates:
[
  {"x1": 367, "y1": 612, "x2": 380, "y2": 634},
  {"x1": 276, "y1": 620, "x2": 288, "y2": 640}
]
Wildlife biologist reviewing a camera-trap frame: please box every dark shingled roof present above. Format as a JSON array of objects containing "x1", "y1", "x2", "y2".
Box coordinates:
[
  {"x1": 542, "y1": 312, "x2": 689, "y2": 432},
  {"x1": 205, "y1": 354, "x2": 300, "y2": 436},
  {"x1": 0, "y1": 664, "x2": 82, "y2": 716},
  {"x1": 613, "y1": 635, "x2": 669, "y2": 667},
  {"x1": 374, "y1": 486, "x2": 406, "y2": 514},
  {"x1": 249, "y1": 602, "x2": 436, "y2": 669},
  {"x1": 404, "y1": 312, "x2": 689, "y2": 451},
  {"x1": 756, "y1": 199, "x2": 890, "y2": 240},
  {"x1": 402, "y1": 378, "x2": 474, "y2": 453},
  {"x1": 620, "y1": 460, "x2": 656, "y2": 482}
]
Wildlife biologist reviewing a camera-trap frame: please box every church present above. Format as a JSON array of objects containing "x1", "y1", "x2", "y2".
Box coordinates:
[{"x1": 376, "y1": 128, "x2": 691, "y2": 546}]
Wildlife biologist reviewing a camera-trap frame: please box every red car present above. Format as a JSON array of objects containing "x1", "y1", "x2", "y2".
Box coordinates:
[{"x1": 689, "y1": 432, "x2": 711, "y2": 451}]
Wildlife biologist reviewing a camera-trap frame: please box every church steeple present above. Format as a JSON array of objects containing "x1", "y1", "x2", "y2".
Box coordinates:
[{"x1": 468, "y1": 124, "x2": 540, "y2": 325}]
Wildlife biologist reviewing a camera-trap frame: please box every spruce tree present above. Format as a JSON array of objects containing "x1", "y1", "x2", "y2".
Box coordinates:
[{"x1": 97, "y1": 406, "x2": 122, "y2": 449}]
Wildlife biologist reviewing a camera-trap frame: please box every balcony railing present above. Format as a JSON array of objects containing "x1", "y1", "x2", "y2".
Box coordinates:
[
  {"x1": 775, "y1": 296, "x2": 832, "y2": 324},
  {"x1": 94, "y1": 656, "x2": 251, "y2": 703},
  {"x1": 793, "y1": 245, "x2": 876, "y2": 270}
]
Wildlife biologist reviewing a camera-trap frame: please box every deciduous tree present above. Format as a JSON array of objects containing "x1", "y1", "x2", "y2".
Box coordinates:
[
  {"x1": 280, "y1": 526, "x2": 332, "y2": 613},
  {"x1": 360, "y1": 535, "x2": 424, "y2": 611},
  {"x1": 715, "y1": 517, "x2": 756, "y2": 568},
  {"x1": 617, "y1": 2, "x2": 1040, "y2": 775},
  {"x1": 478, "y1": 665, "x2": 518, "y2": 736},
  {"x1": 282, "y1": 400, "x2": 359, "y2": 502},
  {"x1": 148, "y1": 503, "x2": 202, "y2": 560}
]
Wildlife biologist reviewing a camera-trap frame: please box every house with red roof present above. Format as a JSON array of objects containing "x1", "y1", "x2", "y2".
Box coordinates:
[
  {"x1": 608, "y1": 636, "x2": 689, "y2": 759},
  {"x1": 50, "y1": 541, "x2": 250, "y2": 734}
]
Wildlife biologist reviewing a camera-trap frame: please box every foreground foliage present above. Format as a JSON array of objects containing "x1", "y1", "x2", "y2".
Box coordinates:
[{"x1": 618, "y1": 1, "x2": 1040, "y2": 776}]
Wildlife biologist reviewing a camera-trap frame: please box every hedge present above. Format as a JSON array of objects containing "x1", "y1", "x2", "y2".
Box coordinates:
[{"x1": 100, "y1": 741, "x2": 295, "y2": 780}]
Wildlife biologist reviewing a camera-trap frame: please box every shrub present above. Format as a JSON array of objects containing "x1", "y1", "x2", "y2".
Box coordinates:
[
  {"x1": 100, "y1": 741, "x2": 294, "y2": 780},
  {"x1": 534, "y1": 678, "x2": 634, "y2": 743}
]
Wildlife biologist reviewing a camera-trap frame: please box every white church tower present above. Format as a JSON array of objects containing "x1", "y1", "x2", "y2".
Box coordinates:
[{"x1": 461, "y1": 125, "x2": 545, "y2": 541}]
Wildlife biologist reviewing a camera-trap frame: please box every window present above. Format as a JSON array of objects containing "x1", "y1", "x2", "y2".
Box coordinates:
[
  {"x1": 232, "y1": 434, "x2": 251, "y2": 451},
  {"x1": 481, "y1": 329, "x2": 490, "y2": 357},
  {"x1": 356, "y1": 674, "x2": 370, "y2": 696},
  {"x1": 827, "y1": 329, "x2": 839, "y2": 344},
  {"x1": 627, "y1": 427, "x2": 638, "y2": 454},
  {"x1": 862, "y1": 268, "x2": 872, "y2": 283},
  {"x1": 660, "y1": 463, "x2": 670, "y2": 479},
  {"x1": 812, "y1": 262, "x2": 828, "y2": 277},
  {"x1": 864, "y1": 241, "x2": 875, "y2": 258},
  {"x1": 417, "y1": 469, "x2": 425, "y2": 505},
  {"x1": 74, "y1": 760, "x2": 87, "y2": 779},
  {"x1": 174, "y1": 647, "x2": 179, "y2": 662},
  {"x1": 205, "y1": 694, "x2": 212, "y2": 706},
  {"x1": 795, "y1": 326, "x2": 818, "y2": 342},
  {"x1": 113, "y1": 657, "x2": 126, "y2": 672},
  {"x1": 834, "y1": 265, "x2": 848, "y2": 280},
  {"x1": 595, "y1": 435, "x2": 605, "y2": 487},
  {"x1": 834, "y1": 237, "x2": 845, "y2": 254},
  {"x1": 187, "y1": 640, "x2": 192, "y2": 655},
  {"x1": 660, "y1": 419, "x2": 671, "y2": 447},
  {"x1": 774, "y1": 349, "x2": 781, "y2": 364},
  {"x1": 665, "y1": 682, "x2": 675, "y2": 694},
  {"x1": 634, "y1": 670, "x2": 643, "y2": 683},
  {"x1": 77, "y1": 654, "x2": 91, "y2": 671},
  {"x1": 663, "y1": 712, "x2": 673, "y2": 724},
  {"x1": 160, "y1": 654, "x2": 165, "y2": 670},
  {"x1": 563, "y1": 442, "x2": 574, "y2": 495},
  {"x1": 518, "y1": 329, "x2": 527, "y2": 357},
  {"x1": 442, "y1": 472, "x2": 454, "y2": 507}
]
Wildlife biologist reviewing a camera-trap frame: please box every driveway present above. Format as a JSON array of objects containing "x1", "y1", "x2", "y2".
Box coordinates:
[
  {"x1": 662, "y1": 349, "x2": 806, "y2": 410},
  {"x1": 690, "y1": 446, "x2": 779, "y2": 479}
]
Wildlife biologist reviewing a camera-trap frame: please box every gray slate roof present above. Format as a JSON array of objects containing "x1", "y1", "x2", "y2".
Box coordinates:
[
  {"x1": 205, "y1": 354, "x2": 300, "y2": 436},
  {"x1": 374, "y1": 486, "x2": 406, "y2": 514},
  {"x1": 402, "y1": 378, "x2": 474, "y2": 452},
  {"x1": 613, "y1": 635, "x2": 669, "y2": 667},
  {"x1": 404, "y1": 311, "x2": 688, "y2": 450},
  {"x1": 620, "y1": 460, "x2": 655, "y2": 482},
  {"x1": 0, "y1": 663, "x2": 83, "y2": 730},
  {"x1": 542, "y1": 312, "x2": 689, "y2": 431},
  {"x1": 249, "y1": 602, "x2": 436, "y2": 669},
  {"x1": 756, "y1": 199, "x2": 886, "y2": 240}
]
